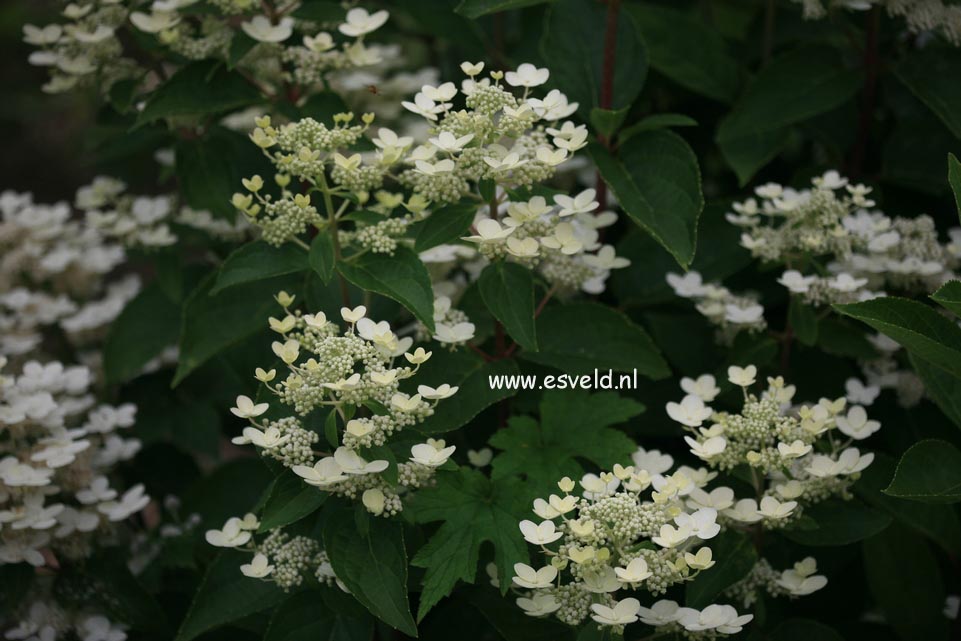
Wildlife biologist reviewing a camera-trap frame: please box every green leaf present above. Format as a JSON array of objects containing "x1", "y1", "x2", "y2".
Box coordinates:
[
  {"x1": 783, "y1": 499, "x2": 891, "y2": 546},
  {"x1": 408, "y1": 469, "x2": 531, "y2": 620},
  {"x1": 455, "y1": 0, "x2": 548, "y2": 18},
  {"x1": 258, "y1": 470, "x2": 328, "y2": 532},
  {"x1": 323, "y1": 510, "x2": 417, "y2": 636},
  {"x1": 103, "y1": 282, "x2": 180, "y2": 385},
  {"x1": 816, "y1": 317, "x2": 878, "y2": 360},
  {"x1": 589, "y1": 129, "x2": 702, "y2": 268},
  {"x1": 834, "y1": 296, "x2": 961, "y2": 380},
  {"x1": 788, "y1": 297, "x2": 819, "y2": 346},
  {"x1": 930, "y1": 279, "x2": 961, "y2": 317},
  {"x1": 417, "y1": 354, "x2": 521, "y2": 433},
  {"x1": 540, "y1": 0, "x2": 647, "y2": 117},
  {"x1": 895, "y1": 48, "x2": 961, "y2": 140},
  {"x1": 175, "y1": 126, "x2": 270, "y2": 219},
  {"x1": 911, "y1": 354, "x2": 961, "y2": 431},
  {"x1": 478, "y1": 262, "x2": 537, "y2": 351},
  {"x1": 630, "y1": 4, "x2": 739, "y2": 103},
  {"x1": 412, "y1": 203, "x2": 477, "y2": 252},
  {"x1": 138, "y1": 61, "x2": 261, "y2": 125},
  {"x1": 309, "y1": 232, "x2": 337, "y2": 285},
  {"x1": 337, "y1": 246, "x2": 434, "y2": 331},
  {"x1": 618, "y1": 113, "x2": 698, "y2": 144},
  {"x1": 863, "y1": 524, "x2": 949, "y2": 641},
  {"x1": 884, "y1": 439, "x2": 961, "y2": 503},
  {"x1": 521, "y1": 302, "x2": 670, "y2": 379},
  {"x1": 470, "y1": 587, "x2": 574, "y2": 641},
  {"x1": 769, "y1": 619, "x2": 845, "y2": 641},
  {"x1": 950, "y1": 153, "x2": 961, "y2": 218},
  {"x1": 490, "y1": 390, "x2": 642, "y2": 492},
  {"x1": 589, "y1": 106, "x2": 629, "y2": 139},
  {"x1": 173, "y1": 273, "x2": 300, "y2": 386},
  {"x1": 684, "y1": 530, "x2": 757, "y2": 609},
  {"x1": 716, "y1": 47, "x2": 861, "y2": 184},
  {"x1": 227, "y1": 31, "x2": 257, "y2": 68},
  {"x1": 212, "y1": 242, "x2": 308, "y2": 295},
  {"x1": 855, "y1": 452, "x2": 961, "y2": 555},
  {"x1": 175, "y1": 551, "x2": 286, "y2": 641},
  {"x1": 263, "y1": 589, "x2": 373, "y2": 641}
]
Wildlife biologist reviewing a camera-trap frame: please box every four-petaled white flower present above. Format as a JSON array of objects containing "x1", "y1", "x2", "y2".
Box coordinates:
[
  {"x1": 409, "y1": 442, "x2": 456, "y2": 467},
  {"x1": 516, "y1": 594, "x2": 560, "y2": 617},
  {"x1": 341, "y1": 305, "x2": 367, "y2": 323},
  {"x1": 777, "y1": 439, "x2": 812, "y2": 458},
  {"x1": 614, "y1": 557, "x2": 652, "y2": 584},
  {"x1": 757, "y1": 496, "x2": 797, "y2": 520},
  {"x1": 292, "y1": 457, "x2": 347, "y2": 487},
  {"x1": 230, "y1": 395, "x2": 268, "y2": 419},
  {"x1": 835, "y1": 405, "x2": 880, "y2": 440},
  {"x1": 464, "y1": 219, "x2": 513, "y2": 243},
  {"x1": 727, "y1": 365, "x2": 757, "y2": 387},
  {"x1": 241, "y1": 553, "x2": 274, "y2": 578},
  {"x1": 334, "y1": 447, "x2": 389, "y2": 475},
  {"x1": 512, "y1": 563, "x2": 557, "y2": 589},
  {"x1": 681, "y1": 374, "x2": 720, "y2": 402},
  {"x1": 590, "y1": 598, "x2": 641, "y2": 626},
  {"x1": 338, "y1": 8, "x2": 389, "y2": 37},
  {"x1": 434, "y1": 322, "x2": 476, "y2": 344},
  {"x1": 667, "y1": 394, "x2": 713, "y2": 427},
  {"x1": 554, "y1": 189, "x2": 599, "y2": 217},
  {"x1": 505, "y1": 63, "x2": 550, "y2": 88},
  {"x1": 519, "y1": 519, "x2": 563, "y2": 545},
  {"x1": 205, "y1": 517, "x2": 252, "y2": 548},
  {"x1": 417, "y1": 384, "x2": 458, "y2": 400}
]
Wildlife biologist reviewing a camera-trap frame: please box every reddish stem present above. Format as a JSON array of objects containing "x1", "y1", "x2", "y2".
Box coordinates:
[
  {"x1": 595, "y1": 0, "x2": 621, "y2": 211},
  {"x1": 846, "y1": 6, "x2": 880, "y2": 180}
]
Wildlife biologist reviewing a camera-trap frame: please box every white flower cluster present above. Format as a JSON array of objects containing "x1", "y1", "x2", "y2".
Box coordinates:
[
  {"x1": 791, "y1": 0, "x2": 961, "y2": 45},
  {"x1": 0, "y1": 356, "x2": 148, "y2": 641},
  {"x1": 24, "y1": 2, "x2": 391, "y2": 97},
  {"x1": 5, "y1": 605, "x2": 129, "y2": 641},
  {"x1": 725, "y1": 556, "x2": 828, "y2": 608},
  {"x1": 666, "y1": 271, "x2": 766, "y2": 341},
  {"x1": 671, "y1": 367, "x2": 876, "y2": 522},
  {"x1": 237, "y1": 60, "x2": 629, "y2": 293},
  {"x1": 226, "y1": 298, "x2": 457, "y2": 517},
  {"x1": 508, "y1": 468, "x2": 755, "y2": 635},
  {"x1": 0, "y1": 187, "x2": 138, "y2": 360},
  {"x1": 729, "y1": 171, "x2": 958, "y2": 303},
  {"x1": 0, "y1": 357, "x2": 147, "y2": 568}
]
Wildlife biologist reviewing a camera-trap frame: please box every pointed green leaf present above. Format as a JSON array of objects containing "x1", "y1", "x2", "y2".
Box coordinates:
[
  {"x1": 478, "y1": 262, "x2": 537, "y2": 351},
  {"x1": 413, "y1": 203, "x2": 477, "y2": 252},
  {"x1": 103, "y1": 282, "x2": 180, "y2": 385},
  {"x1": 309, "y1": 232, "x2": 337, "y2": 285},
  {"x1": 884, "y1": 440, "x2": 961, "y2": 503},
  {"x1": 212, "y1": 241, "x2": 308, "y2": 295},
  {"x1": 258, "y1": 470, "x2": 327, "y2": 532},
  {"x1": 589, "y1": 130, "x2": 702, "y2": 268},
  {"x1": 337, "y1": 246, "x2": 434, "y2": 331}
]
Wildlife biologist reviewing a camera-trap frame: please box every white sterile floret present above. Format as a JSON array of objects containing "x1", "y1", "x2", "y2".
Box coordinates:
[
  {"x1": 504, "y1": 63, "x2": 550, "y2": 87},
  {"x1": 666, "y1": 271, "x2": 706, "y2": 298},
  {"x1": 241, "y1": 426, "x2": 290, "y2": 450},
  {"x1": 590, "y1": 598, "x2": 641, "y2": 626},
  {"x1": 338, "y1": 8, "x2": 389, "y2": 37},
  {"x1": 241, "y1": 553, "x2": 274, "y2": 578},
  {"x1": 652, "y1": 523, "x2": 691, "y2": 548},
  {"x1": 434, "y1": 322, "x2": 476, "y2": 344},
  {"x1": 680, "y1": 374, "x2": 720, "y2": 402},
  {"x1": 205, "y1": 517, "x2": 252, "y2": 548},
  {"x1": 417, "y1": 384, "x2": 459, "y2": 400},
  {"x1": 334, "y1": 447, "x2": 389, "y2": 475},
  {"x1": 757, "y1": 496, "x2": 797, "y2": 520},
  {"x1": 724, "y1": 498, "x2": 763, "y2": 523},
  {"x1": 519, "y1": 519, "x2": 563, "y2": 545},
  {"x1": 685, "y1": 435, "x2": 727, "y2": 461},
  {"x1": 292, "y1": 457, "x2": 347, "y2": 487},
  {"x1": 727, "y1": 365, "x2": 757, "y2": 387},
  {"x1": 778, "y1": 269, "x2": 816, "y2": 293},
  {"x1": 512, "y1": 563, "x2": 558, "y2": 589},
  {"x1": 129, "y1": 10, "x2": 180, "y2": 33},
  {"x1": 632, "y1": 447, "x2": 674, "y2": 474},
  {"x1": 341, "y1": 305, "x2": 367, "y2": 323},
  {"x1": 845, "y1": 378, "x2": 880, "y2": 405},
  {"x1": 724, "y1": 303, "x2": 764, "y2": 324},
  {"x1": 516, "y1": 594, "x2": 560, "y2": 617},
  {"x1": 429, "y1": 131, "x2": 474, "y2": 152},
  {"x1": 775, "y1": 439, "x2": 811, "y2": 459},
  {"x1": 464, "y1": 219, "x2": 513, "y2": 243},
  {"x1": 667, "y1": 394, "x2": 713, "y2": 427},
  {"x1": 409, "y1": 442, "x2": 456, "y2": 467},
  {"x1": 686, "y1": 486, "x2": 735, "y2": 511},
  {"x1": 834, "y1": 405, "x2": 881, "y2": 440},
  {"x1": 614, "y1": 557, "x2": 652, "y2": 584},
  {"x1": 230, "y1": 395, "x2": 269, "y2": 419},
  {"x1": 553, "y1": 189, "x2": 599, "y2": 217},
  {"x1": 677, "y1": 604, "x2": 753, "y2": 634},
  {"x1": 241, "y1": 16, "x2": 294, "y2": 43},
  {"x1": 583, "y1": 245, "x2": 630, "y2": 270}
]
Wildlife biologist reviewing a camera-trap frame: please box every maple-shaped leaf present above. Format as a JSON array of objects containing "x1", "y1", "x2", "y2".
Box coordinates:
[
  {"x1": 489, "y1": 390, "x2": 643, "y2": 492},
  {"x1": 407, "y1": 468, "x2": 531, "y2": 621}
]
